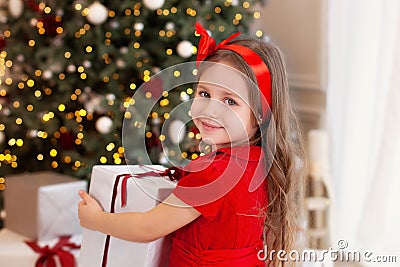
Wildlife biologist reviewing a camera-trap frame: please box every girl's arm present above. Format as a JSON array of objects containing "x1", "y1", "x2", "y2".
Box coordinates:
[{"x1": 78, "y1": 190, "x2": 200, "y2": 243}]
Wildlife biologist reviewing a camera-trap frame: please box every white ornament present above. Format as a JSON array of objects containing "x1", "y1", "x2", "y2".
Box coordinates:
[
  {"x1": 8, "y1": 0, "x2": 23, "y2": 19},
  {"x1": 177, "y1": 40, "x2": 193, "y2": 58},
  {"x1": 67, "y1": 64, "x2": 76, "y2": 73},
  {"x1": 83, "y1": 60, "x2": 92, "y2": 68},
  {"x1": 142, "y1": 0, "x2": 165, "y2": 10},
  {"x1": 134, "y1": 22, "x2": 144, "y2": 31},
  {"x1": 106, "y1": 93, "x2": 115, "y2": 101},
  {"x1": 151, "y1": 117, "x2": 161, "y2": 126},
  {"x1": 86, "y1": 1, "x2": 108, "y2": 25},
  {"x1": 56, "y1": 9, "x2": 64, "y2": 16},
  {"x1": 95, "y1": 116, "x2": 113, "y2": 134},
  {"x1": 42, "y1": 70, "x2": 53, "y2": 80},
  {"x1": 0, "y1": 131, "x2": 5, "y2": 145},
  {"x1": 1, "y1": 108, "x2": 10, "y2": 116},
  {"x1": 30, "y1": 18, "x2": 37, "y2": 26},
  {"x1": 116, "y1": 59, "x2": 126, "y2": 69},
  {"x1": 165, "y1": 22, "x2": 175, "y2": 30},
  {"x1": 120, "y1": 47, "x2": 129, "y2": 54},
  {"x1": 168, "y1": 120, "x2": 186, "y2": 144},
  {"x1": 180, "y1": 93, "x2": 190, "y2": 102},
  {"x1": 231, "y1": 0, "x2": 239, "y2": 6},
  {"x1": 16, "y1": 54, "x2": 25, "y2": 62},
  {"x1": 110, "y1": 21, "x2": 119, "y2": 29},
  {"x1": 27, "y1": 129, "x2": 38, "y2": 138}
]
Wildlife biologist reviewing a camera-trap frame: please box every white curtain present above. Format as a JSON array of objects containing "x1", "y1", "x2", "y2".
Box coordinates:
[{"x1": 327, "y1": 0, "x2": 400, "y2": 264}]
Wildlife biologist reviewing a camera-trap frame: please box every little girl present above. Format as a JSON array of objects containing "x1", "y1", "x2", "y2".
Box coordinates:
[{"x1": 78, "y1": 23, "x2": 307, "y2": 267}]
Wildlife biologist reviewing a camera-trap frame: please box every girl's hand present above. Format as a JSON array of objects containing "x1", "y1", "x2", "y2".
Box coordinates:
[{"x1": 78, "y1": 190, "x2": 103, "y2": 231}]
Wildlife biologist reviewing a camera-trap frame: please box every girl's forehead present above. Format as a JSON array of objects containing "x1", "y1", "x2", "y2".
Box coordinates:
[{"x1": 198, "y1": 62, "x2": 251, "y2": 100}]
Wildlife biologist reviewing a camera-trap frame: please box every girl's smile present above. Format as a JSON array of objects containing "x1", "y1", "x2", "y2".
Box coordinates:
[{"x1": 199, "y1": 119, "x2": 224, "y2": 132}]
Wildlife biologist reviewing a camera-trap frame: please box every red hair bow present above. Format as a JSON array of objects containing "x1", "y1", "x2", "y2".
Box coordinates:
[{"x1": 195, "y1": 22, "x2": 241, "y2": 64}]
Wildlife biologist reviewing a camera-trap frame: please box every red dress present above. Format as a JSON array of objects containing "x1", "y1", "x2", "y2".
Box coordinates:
[{"x1": 169, "y1": 145, "x2": 268, "y2": 267}]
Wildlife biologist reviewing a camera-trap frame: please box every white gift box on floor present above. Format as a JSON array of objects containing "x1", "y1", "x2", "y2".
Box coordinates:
[
  {"x1": 78, "y1": 165, "x2": 177, "y2": 267},
  {"x1": 4, "y1": 171, "x2": 88, "y2": 241},
  {"x1": 0, "y1": 228, "x2": 81, "y2": 267}
]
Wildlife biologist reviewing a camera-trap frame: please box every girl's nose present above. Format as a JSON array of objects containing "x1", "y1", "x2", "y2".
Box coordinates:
[{"x1": 202, "y1": 99, "x2": 223, "y2": 119}]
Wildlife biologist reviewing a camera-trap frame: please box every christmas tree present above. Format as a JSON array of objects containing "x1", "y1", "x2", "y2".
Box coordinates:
[{"x1": 0, "y1": 0, "x2": 265, "y2": 180}]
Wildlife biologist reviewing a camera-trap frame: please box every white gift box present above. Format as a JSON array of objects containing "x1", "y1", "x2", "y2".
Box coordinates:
[
  {"x1": 0, "y1": 228, "x2": 81, "y2": 267},
  {"x1": 4, "y1": 171, "x2": 88, "y2": 242},
  {"x1": 78, "y1": 165, "x2": 177, "y2": 267}
]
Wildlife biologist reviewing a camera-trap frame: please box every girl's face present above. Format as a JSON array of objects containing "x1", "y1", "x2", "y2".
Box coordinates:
[{"x1": 190, "y1": 61, "x2": 258, "y2": 149}]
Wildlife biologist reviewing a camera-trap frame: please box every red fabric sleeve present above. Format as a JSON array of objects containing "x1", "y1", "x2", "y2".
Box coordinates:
[{"x1": 173, "y1": 160, "x2": 228, "y2": 220}]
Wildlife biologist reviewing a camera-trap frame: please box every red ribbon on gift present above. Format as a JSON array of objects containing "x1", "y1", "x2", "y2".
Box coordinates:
[
  {"x1": 133, "y1": 165, "x2": 186, "y2": 182},
  {"x1": 119, "y1": 174, "x2": 133, "y2": 208},
  {"x1": 25, "y1": 236, "x2": 80, "y2": 267},
  {"x1": 119, "y1": 166, "x2": 184, "y2": 208},
  {"x1": 102, "y1": 169, "x2": 178, "y2": 266},
  {"x1": 102, "y1": 173, "x2": 136, "y2": 267}
]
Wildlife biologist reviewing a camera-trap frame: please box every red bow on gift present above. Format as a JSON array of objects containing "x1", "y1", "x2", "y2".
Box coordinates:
[{"x1": 25, "y1": 236, "x2": 80, "y2": 267}]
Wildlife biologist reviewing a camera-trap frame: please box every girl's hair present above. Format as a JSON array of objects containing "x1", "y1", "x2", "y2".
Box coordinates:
[{"x1": 205, "y1": 37, "x2": 308, "y2": 266}]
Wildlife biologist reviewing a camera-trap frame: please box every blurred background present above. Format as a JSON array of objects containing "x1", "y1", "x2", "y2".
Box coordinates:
[{"x1": 1, "y1": 0, "x2": 399, "y2": 266}]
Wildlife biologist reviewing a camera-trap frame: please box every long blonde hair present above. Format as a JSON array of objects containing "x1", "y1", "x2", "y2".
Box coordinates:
[{"x1": 206, "y1": 37, "x2": 308, "y2": 266}]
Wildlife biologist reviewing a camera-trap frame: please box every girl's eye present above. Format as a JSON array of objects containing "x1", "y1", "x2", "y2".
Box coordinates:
[
  {"x1": 224, "y1": 98, "x2": 236, "y2": 106},
  {"x1": 199, "y1": 91, "x2": 210, "y2": 98}
]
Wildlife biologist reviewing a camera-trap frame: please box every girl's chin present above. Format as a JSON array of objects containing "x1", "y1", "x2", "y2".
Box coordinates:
[{"x1": 200, "y1": 138, "x2": 230, "y2": 149}]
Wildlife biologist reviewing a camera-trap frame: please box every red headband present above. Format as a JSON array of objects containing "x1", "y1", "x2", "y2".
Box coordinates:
[{"x1": 195, "y1": 22, "x2": 272, "y2": 122}]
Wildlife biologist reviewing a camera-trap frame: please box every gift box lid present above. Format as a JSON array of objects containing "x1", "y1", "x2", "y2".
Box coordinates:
[{"x1": 90, "y1": 165, "x2": 176, "y2": 194}]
